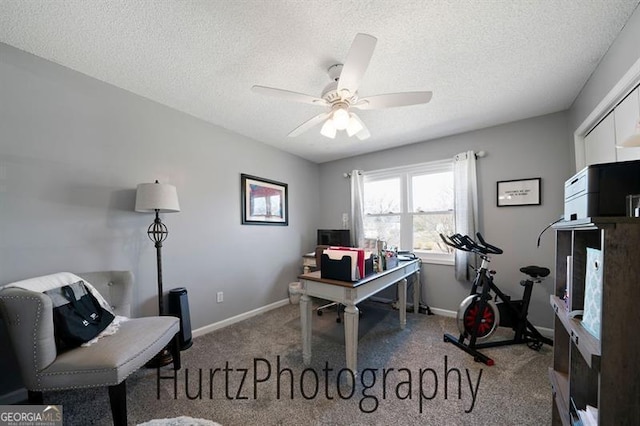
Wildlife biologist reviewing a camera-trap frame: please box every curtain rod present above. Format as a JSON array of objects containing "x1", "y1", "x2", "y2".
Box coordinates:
[
  {"x1": 343, "y1": 151, "x2": 487, "y2": 177},
  {"x1": 455, "y1": 150, "x2": 487, "y2": 161}
]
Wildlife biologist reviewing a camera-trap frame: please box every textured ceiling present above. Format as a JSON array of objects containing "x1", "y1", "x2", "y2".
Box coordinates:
[{"x1": 1, "y1": 0, "x2": 639, "y2": 163}]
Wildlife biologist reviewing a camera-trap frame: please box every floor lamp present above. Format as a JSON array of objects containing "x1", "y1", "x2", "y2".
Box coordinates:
[{"x1": 135, "y1": 180, "x2": 180, "y2": 366}]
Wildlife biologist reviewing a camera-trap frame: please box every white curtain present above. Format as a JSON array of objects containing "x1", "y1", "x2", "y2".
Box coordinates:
[
  {"x1": 453, "y1": 151, "x2": 478, "y2": 281},
  {"x1": 350, "y1": 170, "x2": 365, "y2": 248}
]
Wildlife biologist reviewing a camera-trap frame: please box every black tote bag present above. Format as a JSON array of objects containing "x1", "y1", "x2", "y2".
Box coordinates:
[{"x1": 46, "y1": 281, "x2": 115, "y2": 348}]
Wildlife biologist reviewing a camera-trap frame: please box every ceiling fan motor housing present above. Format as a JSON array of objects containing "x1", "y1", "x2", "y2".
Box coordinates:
[{"x1": 323, "y1": 64, "x2": 358, "y2": 104}]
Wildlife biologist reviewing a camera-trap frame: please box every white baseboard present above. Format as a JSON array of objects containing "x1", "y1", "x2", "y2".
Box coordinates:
[
  {"x1": 192, "y1": 298, "x2": 290, "y2": 338},
  {"x1": 0, "y1": 388, "x2": 27, "y2": 405},
  {"x1": 429, "y1": 307, "x2": 457, "y2": 317},
  {"x1": 536, "y1": 326, "x2": 554, "y2": 339}
]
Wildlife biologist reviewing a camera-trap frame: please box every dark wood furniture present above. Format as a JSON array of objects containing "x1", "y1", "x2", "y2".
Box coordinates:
[{"x1": 549, "y1": 217, "x2": 640, "y2": 425}]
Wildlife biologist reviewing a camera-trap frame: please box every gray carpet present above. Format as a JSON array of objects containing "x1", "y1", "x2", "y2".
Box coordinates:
[{"x1": 50, "y1": 301, "x2": 552, "y2": 425}]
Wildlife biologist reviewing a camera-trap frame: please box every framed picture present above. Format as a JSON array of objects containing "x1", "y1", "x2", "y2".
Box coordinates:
[
  {"x1": 497, "y1": 177, "x2": 541, "y2": 207},
  {"x1": 241, "y1": 174, "x2": 288, "y2": 225}
]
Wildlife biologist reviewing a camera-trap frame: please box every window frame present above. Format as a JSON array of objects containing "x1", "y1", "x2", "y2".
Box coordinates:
[{"x1": 363, "y1": 160, "x2": 455, "y2": 265}]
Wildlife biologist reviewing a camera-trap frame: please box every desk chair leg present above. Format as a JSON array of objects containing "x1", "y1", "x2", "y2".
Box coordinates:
[
  {"x1": 27, "y1": 390, "x2": 43, "y2": 404},
  {"x1": 317, "y1": 301, "x2": 346, "y2": 323},
  {"x1": 108, "y1": 381, "x2": 127, "y2": 426}
]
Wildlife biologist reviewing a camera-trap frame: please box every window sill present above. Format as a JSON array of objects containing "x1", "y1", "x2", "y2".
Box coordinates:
[{"x1": 416, "y1": 254, "x2": 454, "y2": 266}]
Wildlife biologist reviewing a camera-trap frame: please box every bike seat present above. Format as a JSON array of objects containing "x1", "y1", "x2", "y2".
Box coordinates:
[{"x1": 520, "y1": 265, "x2": 550, "y2": 279}]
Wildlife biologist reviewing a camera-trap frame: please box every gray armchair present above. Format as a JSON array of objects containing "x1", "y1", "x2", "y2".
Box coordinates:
[{"x1": 0, "y1": 271, "x2": 181, "y2": 426}]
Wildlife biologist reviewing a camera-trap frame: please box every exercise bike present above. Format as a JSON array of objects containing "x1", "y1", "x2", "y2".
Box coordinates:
[{"x1": 440, "y1": 233, "x2": 553, "y2": 366}]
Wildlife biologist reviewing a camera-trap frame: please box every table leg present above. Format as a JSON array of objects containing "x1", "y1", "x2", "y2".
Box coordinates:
[
  {"x1": 413, "y1": 269, "x2": 421, "y2": 314},
  {"x1": 300, "y1": 293, "x2": 312, "y2": 365},
  {"x1": 344, "y1": 302, "x2": 360, "y2": 381},
  {"x1": 399, "y1": 278, "x2": 407, "y2": 329}
]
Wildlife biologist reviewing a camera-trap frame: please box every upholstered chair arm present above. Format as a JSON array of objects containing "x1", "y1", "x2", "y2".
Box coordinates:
[{"x1": 0, "y1": 288, "x2": 57, "y2": 388}]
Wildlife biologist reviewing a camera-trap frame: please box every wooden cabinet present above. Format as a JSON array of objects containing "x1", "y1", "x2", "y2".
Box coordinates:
[
  {"x1": 614, "y1": 87, "x2": 640, "y2": 162},
  {"x1": 584, "y1": 113, "x2": 616, "y2": 166},
  {"x1": 550, "y1": 218, "x2": 640, "y2": 425}
]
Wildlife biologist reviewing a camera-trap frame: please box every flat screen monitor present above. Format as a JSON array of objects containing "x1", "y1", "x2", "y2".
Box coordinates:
[{"x1": 317, "y1": 229, "x2": 351, "y2": 247}]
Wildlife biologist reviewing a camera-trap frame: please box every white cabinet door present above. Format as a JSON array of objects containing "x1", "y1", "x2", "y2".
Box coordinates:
[
  {"x1": 614, "y1": 88, "x2": 640, "y2": 162},
  {"x1": 584, "y1": 113, "x2": 616, "y2": 166}
]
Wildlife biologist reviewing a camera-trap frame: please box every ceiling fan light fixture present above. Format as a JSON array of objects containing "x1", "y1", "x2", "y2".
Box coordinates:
[
  {"x1": 346, "y1": 114, "x2": 363, "y2": 137},
  {"x1": 332, "y1": 107, "x2": 350, "y2": 130},
  {"x1": 320, "y1": 119, "x2": 337, "y2": 139}
]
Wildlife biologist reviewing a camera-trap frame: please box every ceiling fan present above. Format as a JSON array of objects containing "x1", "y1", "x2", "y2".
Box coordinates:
[{"x1": 252, "y1": 33, "x2": 432, "y2": 140}]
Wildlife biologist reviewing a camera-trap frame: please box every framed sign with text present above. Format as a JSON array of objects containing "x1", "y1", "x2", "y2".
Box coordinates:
[{"x1": 497, "y1": 178, "x2": 541, "y2": 207}]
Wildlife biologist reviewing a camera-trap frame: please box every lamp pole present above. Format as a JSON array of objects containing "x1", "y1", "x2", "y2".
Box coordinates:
[{"x1": 148, "y1": 209, "x2": 168, "y2": 315}]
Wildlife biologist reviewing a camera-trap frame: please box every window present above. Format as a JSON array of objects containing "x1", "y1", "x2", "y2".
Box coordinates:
[{"x1": 363, "y1": 160, "x2": 454, "y2": 264}]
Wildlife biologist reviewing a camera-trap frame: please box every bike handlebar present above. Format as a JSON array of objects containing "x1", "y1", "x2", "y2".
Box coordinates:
[
  {"x1": 439, "y1": 232, "x2": 503, "y2": 255},
  {"x1": 475, "y1": 233, "x2": 503, "y2": 255}
]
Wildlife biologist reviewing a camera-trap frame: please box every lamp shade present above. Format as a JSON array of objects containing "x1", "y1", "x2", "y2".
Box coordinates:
[{"x1": 135, "y1": 181, "x2": 180, "y2": 213}]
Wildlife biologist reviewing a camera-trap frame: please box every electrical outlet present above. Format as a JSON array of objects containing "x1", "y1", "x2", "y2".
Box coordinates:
[{"x1": 216, "y1": 291, "x2": 224, "y2": 303}]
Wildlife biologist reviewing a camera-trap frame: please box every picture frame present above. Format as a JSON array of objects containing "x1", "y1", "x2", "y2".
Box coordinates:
[
  {"x1": 241, "y1": 174, "x2": 288, "y2": 225},
  {"x1": 496, "y1": 177, "x2": 541, "y2": 207}
]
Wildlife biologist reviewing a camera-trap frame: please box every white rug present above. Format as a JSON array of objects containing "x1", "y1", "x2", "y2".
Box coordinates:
[{"x1": 137, "y1": 416, "x2": 222, "y2": 426}]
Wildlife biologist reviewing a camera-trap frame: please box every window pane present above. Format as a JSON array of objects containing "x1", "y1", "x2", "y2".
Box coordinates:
[
  {"x1": 364, "y1": 178, "x2": 401, "y2": 214},
  {"x1": 413, "y1": 213, "x2": 455, "y2": 253},
  {"x1": 412, "y1": 172, "x2": 453, "y2": 212},
  {"x1": 364, "y1": 215, "x2": 400, "y2": 248}
]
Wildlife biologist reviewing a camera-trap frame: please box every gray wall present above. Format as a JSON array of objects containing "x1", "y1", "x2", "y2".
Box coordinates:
[
  {"x1": 318, "y1": 112, "x2": 571, "y2": 328},
  {"x1": 0, "y1": 43, "x2": 319, "y2": 395}
]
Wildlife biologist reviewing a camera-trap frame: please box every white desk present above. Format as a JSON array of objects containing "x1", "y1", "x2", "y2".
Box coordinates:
[{"x1": 297, "y1": 259, "x2": 421, "y2": 378}]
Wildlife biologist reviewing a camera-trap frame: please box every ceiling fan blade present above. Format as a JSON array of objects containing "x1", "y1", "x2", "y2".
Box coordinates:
[
  {"x1": 252, "y1": 85, "x2": 328, "y2": 106},
  {"x1": 288, "y1": 112, "x2": 331, "y2": 137},
  {"x1": 353, "y1": 91, "x2": 433, "y2": 110},
  {"x1": 349, "y1": 113, "x2": 370, "y2": 140},
  {"x1": 337, "y1": 33, "x2": 377, "y2": 96}
]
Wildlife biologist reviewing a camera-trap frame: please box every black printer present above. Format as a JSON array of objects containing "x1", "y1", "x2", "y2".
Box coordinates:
[{"x1": 564, "y1": 159, "x2": 640, "y2": 220}]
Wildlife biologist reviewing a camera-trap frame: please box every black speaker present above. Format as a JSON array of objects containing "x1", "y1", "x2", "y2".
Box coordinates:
[{"x1": 168, "y1": 287, "x2": 193, "y2": 350}]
